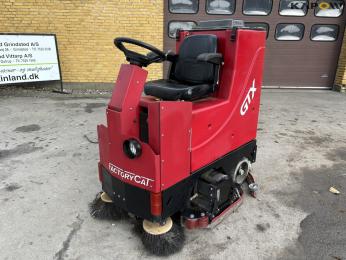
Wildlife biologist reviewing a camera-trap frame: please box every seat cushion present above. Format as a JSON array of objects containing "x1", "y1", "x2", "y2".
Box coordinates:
[
  {"x1": 173, "y1": 35, "x2": 217, "y2": 85},
  {"x1": 144, "y1": 79, "x2": 213, "y2": 101}
]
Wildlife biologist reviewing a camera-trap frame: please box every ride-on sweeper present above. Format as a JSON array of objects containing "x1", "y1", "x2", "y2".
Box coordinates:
[{"x1": 90, "y1": 19, "x2": 266, "y2": 256}]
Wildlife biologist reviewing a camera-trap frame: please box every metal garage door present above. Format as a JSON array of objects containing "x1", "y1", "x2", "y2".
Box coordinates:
[{"x1": 164, "y1": 0, "x2": 345, "y2": 88}]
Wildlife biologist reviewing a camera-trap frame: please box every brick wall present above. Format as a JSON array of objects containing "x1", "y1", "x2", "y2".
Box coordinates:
[
  {"x1": 0, "y1": 0, "x2": 163, "y2": 83},
  {"x1": 335, "y1": 31, "x2": 346, "y2": 92}
]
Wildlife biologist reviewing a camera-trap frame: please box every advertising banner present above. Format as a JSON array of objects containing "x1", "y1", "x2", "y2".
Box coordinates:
[{"x1": 0, "y1": 34, "x2": 61, "y2": 85}]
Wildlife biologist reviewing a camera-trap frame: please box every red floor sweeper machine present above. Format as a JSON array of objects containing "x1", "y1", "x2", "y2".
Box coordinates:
[{"x1": 90, "y1": 19, "x2": 266, "y2": 256}]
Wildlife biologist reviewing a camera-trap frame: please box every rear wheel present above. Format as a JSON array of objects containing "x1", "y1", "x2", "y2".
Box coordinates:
[{"x1": 232, "y1": 158, "x2": 251, "y2": 184}]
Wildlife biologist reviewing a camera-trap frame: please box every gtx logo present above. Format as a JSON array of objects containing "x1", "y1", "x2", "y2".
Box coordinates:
[
  {"x1": 240, "y1": 79, "x2": 257, "y2": 116},
  {"x1": 108, "y1": 163, "x2": 153, "y2": 187}
]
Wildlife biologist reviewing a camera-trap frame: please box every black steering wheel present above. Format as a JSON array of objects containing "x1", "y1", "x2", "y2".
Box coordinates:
[{"x1": 114, "y1": 37, "x2": 166, "y2": 67}]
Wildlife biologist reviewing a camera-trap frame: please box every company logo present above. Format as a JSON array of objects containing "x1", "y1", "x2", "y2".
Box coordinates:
[
  {"x1": 289, "y1": 1, "x2": 344, "y2": 10},
  {"x1": 240, "y1": 79, "x2": 256, "y2": 116},
  {"x1": 108, "y1": 163, "x2": 153, "y2": 187}
]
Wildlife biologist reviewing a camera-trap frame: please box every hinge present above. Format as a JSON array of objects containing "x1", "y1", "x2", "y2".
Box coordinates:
[
  {"x1": 231, "y1": 28, "x2": 238, "y2": 41},
  {"x1": 175, "y1": 29, "x2": 181, "y2": 41}
]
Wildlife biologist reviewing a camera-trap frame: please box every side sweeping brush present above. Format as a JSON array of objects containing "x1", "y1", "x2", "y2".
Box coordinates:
[
  {"x1": 89, "y1": 192, "x2": 128, "y2": 220},
  {"x1": 138, "y1": 217, "x2": 185, "y2": 256}
]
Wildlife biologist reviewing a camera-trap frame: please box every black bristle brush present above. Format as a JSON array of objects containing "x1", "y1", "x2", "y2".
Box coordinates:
[
  {"x1": 89, "y1": 192, "x2": 128, "y2": 220},
  {"x1": 136, "y1": 218, "x2": 186, "y2": 256}
]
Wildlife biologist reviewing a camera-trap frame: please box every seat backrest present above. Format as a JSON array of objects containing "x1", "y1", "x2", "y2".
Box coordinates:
[{"x1": 172, "y1": 34, "x2": 217, "y2": 85}]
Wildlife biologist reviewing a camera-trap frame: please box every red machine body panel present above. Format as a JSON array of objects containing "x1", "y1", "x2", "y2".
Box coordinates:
[
  {"x1": 99, "y1": 64, "x2": 162, "y2": 192},
  {"x1": 174, "y1": 29, "x2": 266, "y2": 171},
  {"x1": 98, "y1": 120, "x2": 161, "y2": 192},
  {"x1": 98, "y1": 28, "x2": 266, "y2": 194},
  {"x1": 98, "y1": 65, "x2": 192, "y2": 192},
  {"x1": 109, "y1": 64, "x2": 147, "y2": 112},
  {"x1": 158, "y1": 101, "x2": 192, "y2": 189}
]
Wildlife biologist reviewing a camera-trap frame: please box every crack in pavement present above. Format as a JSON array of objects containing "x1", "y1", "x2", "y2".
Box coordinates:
[{"x1": 54, "y1": 215, "x2": 84, "y2": 260}]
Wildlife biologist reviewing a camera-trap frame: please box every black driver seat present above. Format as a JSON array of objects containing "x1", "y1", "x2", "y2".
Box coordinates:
[{"x1": 144, "y1": 35, "x2": 220, "y2": 101}]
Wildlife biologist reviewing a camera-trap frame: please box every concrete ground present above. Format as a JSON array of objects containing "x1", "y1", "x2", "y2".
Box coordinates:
[{"x1": 0, "y1": 89, "x2": 345, "y2": 260}]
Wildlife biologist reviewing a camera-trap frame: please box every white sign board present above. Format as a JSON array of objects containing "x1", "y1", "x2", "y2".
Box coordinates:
[{"x1": 0, "y1": 34, "x2": 61, "y2": 85}]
